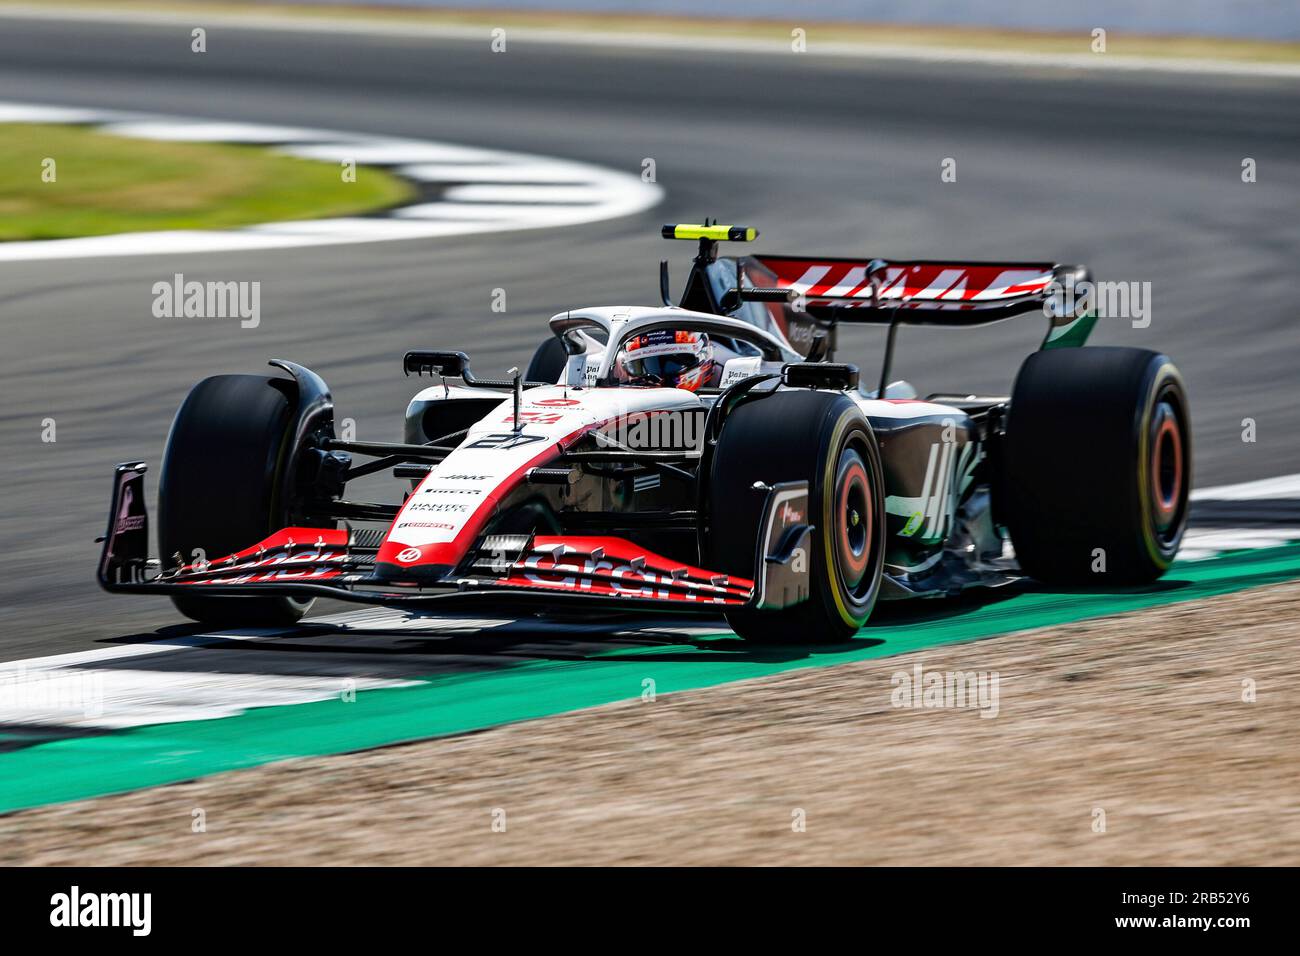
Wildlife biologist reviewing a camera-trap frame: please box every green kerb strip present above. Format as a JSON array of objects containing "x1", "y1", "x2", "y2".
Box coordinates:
[{"x1": 4, "y1": 543, "x2": 1299, "y2": 813}]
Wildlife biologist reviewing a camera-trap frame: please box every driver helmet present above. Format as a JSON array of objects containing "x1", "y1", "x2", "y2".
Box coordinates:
[{"x1": 618, "y1": 329, "x2": 716, "y2": 392}]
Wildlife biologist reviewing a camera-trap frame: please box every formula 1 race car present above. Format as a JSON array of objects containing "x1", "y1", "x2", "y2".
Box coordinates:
[{"x1": 98, "y1": 223, "x2": 1191, "y2": 642}]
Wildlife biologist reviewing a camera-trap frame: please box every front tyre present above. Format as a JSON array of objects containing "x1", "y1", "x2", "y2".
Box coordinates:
[
  {"x1": 525, "y1": 336, "x2": 569, "y2": 384},
  {"x1": 707, "y1": 390, "x2": 885, "y2": 643},
  {"x1": 1004, "y1": 347, "x2": 1191, "y2": 584},
  {"x1": 158, "y1": 374, "x2": 316, "y2": 626}
]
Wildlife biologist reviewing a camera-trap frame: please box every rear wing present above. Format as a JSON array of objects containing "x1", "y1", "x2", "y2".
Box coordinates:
[
  {"x1": 735, "y1": 255, "x2": 1095, "y2": 345},
  {"x1": 660, "y1": 226, "x2": 1098, "y2": 387}
]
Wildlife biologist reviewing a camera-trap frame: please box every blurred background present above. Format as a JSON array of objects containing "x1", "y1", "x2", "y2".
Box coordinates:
[{"x1": 288, "y1": 0, "x2": 1300, "y2": 39}]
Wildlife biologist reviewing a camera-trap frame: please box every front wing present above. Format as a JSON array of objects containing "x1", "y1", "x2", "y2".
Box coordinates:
[{"x1": 97, "y1": 462, "x2": 813, "y2": 616}]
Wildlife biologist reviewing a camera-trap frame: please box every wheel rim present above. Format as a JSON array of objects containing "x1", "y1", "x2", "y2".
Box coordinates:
[
  {"x1": 1150, "y1": 399, "x2": 1184, "y2": 534},
  {"x1": 834, "y1": 450, "x2": 872, "y2": 591}
]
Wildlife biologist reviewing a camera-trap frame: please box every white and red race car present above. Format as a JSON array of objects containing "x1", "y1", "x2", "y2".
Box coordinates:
[{"x1": 99, "y1": 224, "x2": 1190, "y2": 642}]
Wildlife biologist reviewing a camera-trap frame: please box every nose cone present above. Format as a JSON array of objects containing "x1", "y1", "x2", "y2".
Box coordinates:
[{"x1": 374, "y1": 539, "x2": 463, "y2": 583}]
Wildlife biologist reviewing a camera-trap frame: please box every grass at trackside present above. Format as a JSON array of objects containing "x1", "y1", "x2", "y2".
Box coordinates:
[
  {"x1": 7, "y1": 0, "x2": 1300, "y2": 65},
  {"x1": 0, "y1": 122, "x2": 415, "y2": 241}
]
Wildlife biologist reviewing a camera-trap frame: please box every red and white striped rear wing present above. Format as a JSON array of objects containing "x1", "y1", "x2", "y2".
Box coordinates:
[{"x1": 735, "y1": 256, "x2": 1096, "y2": 348}]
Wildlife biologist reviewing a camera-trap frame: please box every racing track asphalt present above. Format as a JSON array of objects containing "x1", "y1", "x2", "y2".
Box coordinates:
[{"x1": 1, "y1": 14, "x2": 1298, "y2": 658}]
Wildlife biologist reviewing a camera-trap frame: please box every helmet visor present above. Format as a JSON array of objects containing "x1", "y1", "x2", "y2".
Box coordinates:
[{"x1": 624, "y1": 353, "x2": 701, "y2": 381}]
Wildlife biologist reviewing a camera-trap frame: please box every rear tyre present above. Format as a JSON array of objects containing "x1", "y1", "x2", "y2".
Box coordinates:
[
  {"x1": 158, "y1": 374, "x2": 315, "y2": 626},
  {"x1": 707, "y1": 390, "x2": 885, "y2": 643},
  {"x1": 1004, "y1": 347, "x2": 1190, "y2": 585},
  {"x1": 525, "y1": 336, "x2": 569, "y2": 384}
]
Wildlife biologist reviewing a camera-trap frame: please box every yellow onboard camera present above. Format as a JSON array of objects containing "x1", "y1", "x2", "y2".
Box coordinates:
[{"x1": 661, "y1": 223, "x2": 758, "y2": 242}]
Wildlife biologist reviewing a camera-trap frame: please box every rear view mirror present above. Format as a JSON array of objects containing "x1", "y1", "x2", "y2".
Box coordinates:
[{"x1": 403, "y1": 350, "x2": 469, "y2": 378}]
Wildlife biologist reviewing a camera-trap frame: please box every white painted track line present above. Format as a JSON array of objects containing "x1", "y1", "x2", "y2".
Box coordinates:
[
  {"x1": 1179, "y1": 528, "x2": 1299, "y2": 561},
  {"x1": 399, "y1": 162, "x2": 596, "y2": 184},
  {"x1": 0, "y1": 668, "x2": 413, "y2": 730},
  {"x1": 101, "y1": 120, "x2": 341, "y2": 144},
  {"x1": 278, "y1": 141, "x2": 506, "y2": 165},
  {"x1": 1191, "y1": 473, "x2": 1300, "y2": 501},
  {"x1": 1181, "y1": 472, "x2": 1300, "y2": 560}
]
